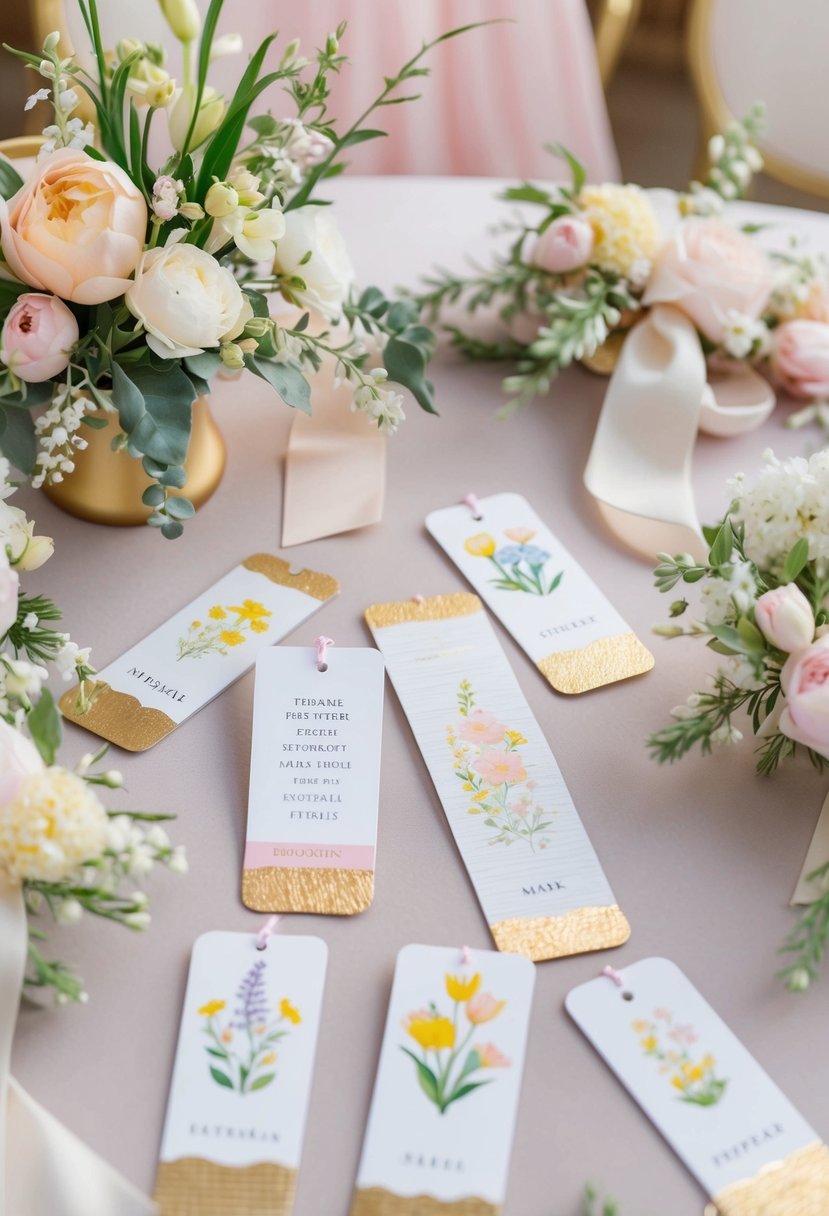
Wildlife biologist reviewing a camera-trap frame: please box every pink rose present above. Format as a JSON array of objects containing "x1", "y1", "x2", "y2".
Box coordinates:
[
  {"x1": 530, "y1": 216, "x2": 594, "y2": 274},
  {"x1": 644, "y1": 218, "x2": 771, "y2": 344},
  {"x1": 770, "y1": 320, "x2": 829, "y2": 400},
  {"x1": 457, "y1": 710, "x2": 506, "y2": 745},
  {"x1": 472, "y1": 748, "x2": 527, "y2": 786},
  {"x1": 1, "y1": 292, "x2": 78, "y2": 382},
  {"x1": 779, "y1": 636, "x2": 829, "y2": 756},
  {"x1": 0, "y1": 717, "x2": 43, "y2": 809},
  {"x1": 754, "y1": 583, "x2": 815, "y2": 652},
  {"x1": 0, "y1": 149, "x2": 147, "y2": 305},
  {"x1": 0, "y1": 550, "x2": 19, "y2": 640}
]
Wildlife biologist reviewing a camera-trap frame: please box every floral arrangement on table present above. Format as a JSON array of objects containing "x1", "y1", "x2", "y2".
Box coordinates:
[
  {"x1": 401, "y1": 970, "x2": 509, "y2": 1116},
  {"x1": 0, "y1": 458, "x2": 185, "y2": 1004},
  {"x1": 414, "y1": 104, "x2": 829, "y2": 424},
  {"x1": 647, "y1": 447, "x2": 829, "y2": 991},
  {"x1": 447, "y1": 679, "x2": 553, "y2": 851},
  {"x1": 198, "y1": 957, "x2": 301, "y2": 1095},
  {"x1": 0, "y1": 1, "x2": 476, "y2": 537}
]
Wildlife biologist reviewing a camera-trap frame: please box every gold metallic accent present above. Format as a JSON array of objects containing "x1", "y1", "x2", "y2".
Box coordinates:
[
  {"x1": 58, "y1": 682, "x2": 175, "y2": 752},
  {"x1": 537, "y1": 631, "x2": 654, "y2": 694},
  {"x1": 705, "y1": 1141, "x2": 829, "y2": 1216},
  {"x1": 592, "y1": 0, "x2": 642, "y2": 87},
  {"x1": 242, "y1": 866, "x2": 374, "y2": 915},
  {"x1": 580, "y1": 329, "x2": 628, "y2": 377},
  {"x1": 242, "y1": 555, "x2": 339, "y2": 602},
  {"x1": 154, "y1": 1157, "x2": 296, "y2": 1216},
  {"x1": 351, "y1": 1188, "x2": 497, "y2": 1216},
  {"x1": 490, "y1": 904, "x2": 630, "y2": 961},
  {"x1": 687, "y1": 0, "x2": 829, "y2": 201},
  {"x1": 43, "y1": 399, "x2": 226, "y2": 526},
  {"x1": 365, "y1": 594, "x2": 481, "y2": 630}
]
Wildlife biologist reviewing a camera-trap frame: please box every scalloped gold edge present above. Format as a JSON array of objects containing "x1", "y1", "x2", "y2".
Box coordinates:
[
  {"x1": 243, "y1": 554, "x2": 339, "y2": 601},
  {"x1": 154, "y1": 1157, "x2": 296, "y2": 1215},
  {"x1": 365, "y1": 593, "x2": 481, "y2": 629},
  {"x1": 538, "y1": 631, "x2": 654, "y2": 694},
  {"x1": 242, "y1": 866, "x2": 374, "y2": 915},
  {"x1": 58, "y1": 682, "x2": 175, "y2": 752},
  {"x1": 490, "y1": 904, "x2": 631, "y2": 961},
  {"x1": 350, "y1": 1187, "x2": 498, "y2": 1215},
  {"x1": 705, "y1": 1141, "x2": 829, "y2": 1216}
]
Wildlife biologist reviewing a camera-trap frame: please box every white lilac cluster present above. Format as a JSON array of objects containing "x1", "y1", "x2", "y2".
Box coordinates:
[
  {"x1": 30, "y1": 385, "x2": 88, "y2": 489},
  {"x1": 698, "y1": 551, "x2": 760, "y2": 627},
  {"x1": 351, "y1": 368, "x2": 406, "y2": 435},
  {"x1": 27, "y1": 35, "x2": 94, "y2": 157},
  {"x1": 729, "y1": 448, "x2": 829, "y2": 578},
  {"x1": 257, "y1": 119, "x2": 334, "y2": 189}
]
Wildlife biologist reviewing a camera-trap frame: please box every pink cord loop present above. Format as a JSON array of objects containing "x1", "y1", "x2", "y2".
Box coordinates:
[
  {"x1": 314, "y1": 635, "x2": 335, "y2": 671},
  {"x1": 601, "y1": 964, "x2": 625, "y2": 988},
  {"x1": 460, "y1": 945, "x2": 472, "y2": 965},
  {"x1": 412, "y1": 594, "x2": 425, "y2": 604},
  {"x1": 461, "y1": 492, "x2": 483, "y2": 520},
  {"x1": 256, "y1": 915, "x2": 280, "y2": 950}
]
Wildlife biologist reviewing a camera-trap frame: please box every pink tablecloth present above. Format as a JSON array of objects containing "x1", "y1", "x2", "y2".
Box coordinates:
[{"x1": 11, "y1": 178, "x2": 829, "y2": 1216}]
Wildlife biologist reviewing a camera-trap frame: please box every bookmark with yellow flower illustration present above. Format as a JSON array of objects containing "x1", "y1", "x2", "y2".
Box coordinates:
[
  {"x1": 59, "y1": 554, "x2": 339, "y2": 750},
  {"x1": 566, "y1": 958, "x2": 829, "y2": 1214},
  {"x1": 154, "y1": 930, "x2": 327, "y2": 1216},
  {"x1": 426, "y1": 492, "x2": 653, "y2": 694},
  {"x1": 366, "y1": 594, "x2": 630, "y2": 961},
  {"x1": 243, "y1": 645, "x2": 384, "y2": 916},
  {"x1": 350, "y1": 944, "x2": 535, "y2": 1216}
]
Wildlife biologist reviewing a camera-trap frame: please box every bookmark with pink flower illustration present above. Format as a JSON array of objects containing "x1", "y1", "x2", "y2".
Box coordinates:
[
  {"x1": 567, "y1": 957, "x2": 829, "y2": 1213},
  {"x1": 350, "y1": 943, "x2": 535, "y2": 1216},
  {"x1": 154, "y1": 930, "x2": 327, "y2": 1216},
  {"x1": 365, "y1": 594, "x2": 630, "y2": 961},
  {"x1": 426, "y1": 492, "x2": 653, "y2": 693}
]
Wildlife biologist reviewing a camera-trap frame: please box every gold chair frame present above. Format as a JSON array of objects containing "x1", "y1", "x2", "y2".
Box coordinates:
[{"x1": 593, "y1": 0, "x2": 642, "y2": 87}]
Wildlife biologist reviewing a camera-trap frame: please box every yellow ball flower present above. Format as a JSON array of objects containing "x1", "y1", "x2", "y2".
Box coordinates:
[
  {"x1": 250, "y1": 620, "x2": 269, "y2": 634},
  {"x1": 445, "y1": 972, "x2": 481, "y2": 1002},
  {"x1": 260, "y1": 1052, "x2": 277, "y2": 1066},
  {"x1": 464, "y1": 533, "x2": 497, "y2": 558},
  {"x1": 198, "y1": 999, "x2": 226, "y2": 1017},
  {"x1": 280, "y1": 997, "x2": 301, "y2": 1024},
  {"x1": 220, "y1": 630, "x2": 245, "y2": 647},
  {"x1": 208, "y1": 606, "x2": 227, "y2": 620},
  {"x1": 0, "y1": 767, "x2": 110, "y2": 882},
  {"x1": 579, "y1": 184, "x2": 660, "y2": 280}
]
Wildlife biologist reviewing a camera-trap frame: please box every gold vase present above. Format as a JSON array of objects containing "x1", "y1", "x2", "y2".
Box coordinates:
[{"x1": 42, "y1": 397, "x2": 226, "y2": 526}]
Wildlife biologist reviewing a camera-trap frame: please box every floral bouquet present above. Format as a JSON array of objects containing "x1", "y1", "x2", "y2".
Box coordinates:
[
  {"x1": 0, "y1": 1, "x2": 471, "y2": 537},
  {"x1": 648, "y1": 448, "x2": 829, "y2": 989},
  {"x1": 0, "y1": 457, "x2": 185, "y2": 1004}
]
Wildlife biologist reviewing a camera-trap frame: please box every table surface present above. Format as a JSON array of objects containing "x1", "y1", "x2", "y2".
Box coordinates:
[{"x1": 11, "y1": 177, "x2": 829, "y2": 1216}]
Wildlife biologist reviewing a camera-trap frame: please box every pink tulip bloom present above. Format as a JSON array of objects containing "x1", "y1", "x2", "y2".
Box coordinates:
[
  {"x1": 476, "y1": 1042, "x2": 511, "y2": 1068},
  {"x1": 466, "y1": 992, "x2": 506, "y2": 1025}
]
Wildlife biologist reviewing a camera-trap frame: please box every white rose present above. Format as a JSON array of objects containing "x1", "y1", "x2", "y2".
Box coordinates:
[
  {"x1": 0, "y1": 549, "x2": 19, "y2": 640},
  {"x1": 273, "y1": 206, "x2": 354, "y2": 321},
  {"x1": 0, "y1": 501, "x2": 54, "y2": 570},
  {"x1": 126, "y1": 240, "x2": 249, "y2": 359}
]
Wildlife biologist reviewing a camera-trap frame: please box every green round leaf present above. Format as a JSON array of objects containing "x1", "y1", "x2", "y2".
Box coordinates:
[
  {"x1": 142, "y1": 485, "x2": 166, "y2": 507},
  {"x1": 165, "y1": 495, "x2": 195, "y2": 520},
  {"x1": 161, "y1": 519, "x2": 185, "y2": 540}
]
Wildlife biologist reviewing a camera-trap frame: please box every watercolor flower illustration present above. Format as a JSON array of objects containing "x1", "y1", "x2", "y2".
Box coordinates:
[
  {"x1": 464, "y1": 527, "x2": 563, "y2": 596},
  {"x1": 633, "y1": 1009, "x2": 727, "y2": 1107},
  {"x1": 447, "y1": 680, "x2": 553, "y2": 850},
  {"x1": 198, "y1": 959, "x2": 301, "y2": 1095},
  {"x1": 176, "y1": 599, "x2": 272, "y2": 660},
  {"x1": 400, "y1": 971, "x2": 510, "y2": 1115}
]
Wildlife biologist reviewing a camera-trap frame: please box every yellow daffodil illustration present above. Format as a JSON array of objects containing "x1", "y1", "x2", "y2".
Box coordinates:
[
  {"x1": 445, "y1": 972, "x2": 481, "y2": 1001},
  {"x1": 177, "y1": 599, "x2": 272, "y2": 660},
  {"x1": 634, "y1": 1009, "x2": 727, "y2": 1107}
]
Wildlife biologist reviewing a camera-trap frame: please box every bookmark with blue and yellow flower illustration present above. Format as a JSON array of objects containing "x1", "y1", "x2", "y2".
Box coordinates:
[
  {"x1": 365, "y1": 594, "x2": 630, "y2": 961},
  {"x1": 243, "y1": 645, "x2": 385, "y2": 916},
  {"x1": 350, "y1": 943, "x2": 535, "y2": 1216},
  {"x1": 426, "y1": 492, "x2": 653, "y2": 693},
  {"x1": 567, "y1": 957, "x2": 829, "y2": 1215},
  {"x1": 154, "y1": 930, "x2": 327, "y2": 1216},
  {"x1": 59, "y1": 555, "x2": 339, "y2": 750}
]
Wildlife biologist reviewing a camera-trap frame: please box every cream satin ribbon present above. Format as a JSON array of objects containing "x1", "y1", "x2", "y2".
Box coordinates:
[
  {"x1": 1, "y1": 873, "x2": 157, "y2": 1216},
  {"x1": 583, "y1": 304, "x2": 776, "y2": 563}
]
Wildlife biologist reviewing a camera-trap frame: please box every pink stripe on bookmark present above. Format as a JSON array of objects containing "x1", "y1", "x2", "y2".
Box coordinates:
[{"x1": 244, "y1": 842, "x2": 376, "y2": 871}]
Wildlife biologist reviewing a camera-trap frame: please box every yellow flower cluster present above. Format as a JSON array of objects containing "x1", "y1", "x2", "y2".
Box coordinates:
[
  {"x1": 671, "y1": 1055, "x2": 715, "y2": 1091},
  {"x1": 405, "y1": 1011, "x2": 456, "y2": 1050},
  {"x1": 579, "y1": 183, "x2": 660, "y2": 280},
  {"x1": 0, "y1": 767, "x2": 110, "y2": 882},
  {"x1": 280, "y1": 997, "x2": 301, "y2": 1024},
  {"x1": 198, "y1": 999, "x2": 226, "y2": 1017}
]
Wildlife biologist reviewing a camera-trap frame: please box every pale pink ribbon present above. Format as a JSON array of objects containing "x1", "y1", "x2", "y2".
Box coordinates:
[
  {"x1": 584, "y1": 305, "x2": 776, "y2": 563},
  {"x1": 1, "y1": 872, "x2": 156, "y2": 1215}
]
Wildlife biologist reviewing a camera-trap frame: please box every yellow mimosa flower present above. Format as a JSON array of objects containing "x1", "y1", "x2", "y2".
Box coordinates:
[
  {"x1": 464, "y1": 533, "x2": 497, "y2": 558},
  {"x1": 229, "y1": 599, "x2": 272, "y2": 622},
  {"x1": 505, "y1": 730, "x2": 528, "y2": 746},
  {"x1": 250, "y1": 620, "x2": 269, "y2": 633},
  {"x1": 640, "y1": 1035, "x2": 657, "y2": 1052},
  {"x1": 462, "y1": 782, "x2": 474, "y2": 791},
  {"x1": 260, "y1": 1052, "x2": 277, "y2": 1065},
  {"x1": 280, "y1": 997, "x2": 301, "y2": 1024},
  {"x1": 445, "y1": 972, "x2": 481, "y2": 1002},
  {"x1": 404, "y1": 1012, "x2": 456, "y2": 1051},
  {"x1": 191, "y1": 620, "x2": 202, "y2": 628},
  {"x1": 220, "y1": 630, "x2": 245, "y2": 647},
  {"x1": 671, "y1": 1074, "x2": 687, "y2": 1090},
  {"x1": 472, "y1": 789, "x2": 489, "y2": 802},
  {"x1": 198, "y1": 999, "x2": 226, "y2": 1016},
  {"x1": 208, "y1": 605, "x2": 226, "y2": 620}
]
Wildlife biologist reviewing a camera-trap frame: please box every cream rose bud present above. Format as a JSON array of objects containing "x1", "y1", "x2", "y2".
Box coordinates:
[
  {"x1": 1, "y1": 293, "x2": 78, "y2": 383},
  {"x1": 770, "y1": 320, "x2": 829, "y2": 400},
  {"x1": 754, "y1": 583, "x2": 815, "y2": 652},
  {"x1": 780, "y1": 636, "x2": 829, "y2": 757},
  {"x1": 273, "y1": 206, "x2": 354, "y2": 321},
  {"x1": 0, "y1": 150, "x2": 147, "y2": 305},
  {"x1": 0, "y1": 550, "x2": 19, "y2": 641},
  {"x1": 126, "y1": 240, "x2": 248, "y2": 359},
  {"x1": 644, "y1": 218, "x2": 772, "y2": 345},
  {"x1": 530, "y1": 216, "x2": 594, "y2": 274},
  {"x1": 0, "y1": 717, "x2": 43, "y2": 808}
]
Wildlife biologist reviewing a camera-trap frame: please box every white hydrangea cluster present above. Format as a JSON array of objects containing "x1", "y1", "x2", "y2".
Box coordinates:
[
  {"x1": 0, "y1": 767, "x2": 110, "y2": 883},
  {"x1": 729, "y1": 449, "x2": 829, "y2": 577},
  {"x1": 721, "y1": 310, "x2": 770, "y2": 360},
  {"x1": 351, "y1": 369, "x2": 406, "y2": 435},
  {"x1": 699, "y1": 550, "x2": 760, "y2": 627},
  {"x1": 31, "y1": 385, "x2": 88, "y2": 490}
]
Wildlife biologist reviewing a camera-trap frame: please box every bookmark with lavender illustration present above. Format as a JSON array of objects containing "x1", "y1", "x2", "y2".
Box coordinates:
[
  {"x1": 350, "y1": 944, "x2": 535, "y2": 1216},
  {"x1": 566, "y1": 957, "x2": 829, "y2": 1214},
  {"x1": 243, "y1": 646, "x2": 385, "y2": 916},
  {"x1": 154, "y1": 930, "x2": 327, "y2": 1216},
  {"x1": 426, "y1": 492, "x2": 653, "y2": 693},
  {"x1": 365, "y1": 594, "x2": 629, "y2": 961},
  {"x1": 59, "y1": 554, "x2": 339, "y2": 750}
]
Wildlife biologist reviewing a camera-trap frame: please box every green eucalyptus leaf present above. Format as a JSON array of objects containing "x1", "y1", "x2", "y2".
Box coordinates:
[
  {"x1": 782, "y1": 537, "x2": 810, "y2": 584},
  {"x1": 27, "y1": 689, "x2": 62, "y2": 765},
  {"x1": 142, "y1": 485, "x2": 166, "y2": 507},
  {"x1": 0, "y1": 404, "x2": 36, "y2": 473},
  {"x1": 111, "y1": 361, "x2": 146, "y2": 434},
  {"x1": 384, "y1": 336, "x2": 437, "y2": 414},
  {"x1": 126, "y1": 364, "x2": 196, "y2": 465},
  {"x1": 244, "y1": 355, "x2": 312, "y2": 414},
  {"x1": 184, "y1": 351, "x2": 221, "y2": 381},
  {"x1": 158, "y1": 465, "x2": 187, "y2": 489},
  {"x1": 165, "y1": 495, "x2": 195, "y2": 520},
  {"x1": 161, "y1": 519, "x2": 185, "y2": 540},
  {"x1": 708, "y1": 522, "x2": 733, "y2": 567}
]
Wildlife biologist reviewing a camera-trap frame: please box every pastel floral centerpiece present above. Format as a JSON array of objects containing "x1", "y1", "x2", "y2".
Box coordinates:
[{"x1": 0, "y1": 0, "x2": 475, "y2": 536}]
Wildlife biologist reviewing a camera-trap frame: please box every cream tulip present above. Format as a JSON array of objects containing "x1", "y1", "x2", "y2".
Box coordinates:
[{"x1": 168, "y1": 84, "x2": 225, "y2": 152}]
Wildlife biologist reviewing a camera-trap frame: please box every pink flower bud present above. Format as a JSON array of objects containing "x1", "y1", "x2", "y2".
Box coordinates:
[
  {"x1": 1, "y1": 292, "x2": 78, "y2": 382},
  {"x1": 530, "y1": 216, "x2": 594, "y2": 274},
  {"x1": 755, "y1": 583, "x2": 815, "y2": 653},
  {"x1": 780, "y1": 635, "x2": 829, "y2": 757}
]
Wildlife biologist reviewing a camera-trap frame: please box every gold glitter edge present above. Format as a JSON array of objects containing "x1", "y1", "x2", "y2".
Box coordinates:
[
  {"x1": 155, "y1": 1157, "x2": 296, "y2": 1216},
  {"x1": 537, "y1": 632, "x2": 654, "y2": 694},
  {"x1": 243, "y1": 553, "x2": 339, "y2": 601},
  {"x1": 58, "y1": 683, "x2": 175, "y2": 752},
  {"x1": 365, "y1": 593, "x2": 482, "y2": 629},
  {"x1": 705, "y1": 1141, "x2": 829, "y2": 1216},
  {"x1": 490, "y1": 905, "x2": 631, "y2": 960},
  {"x1": 242, "y1": 866, "x2": 374, "y2": 915},
  {"x1": 350, "y1": 1186, "x2": 498, "y2": 1215}
]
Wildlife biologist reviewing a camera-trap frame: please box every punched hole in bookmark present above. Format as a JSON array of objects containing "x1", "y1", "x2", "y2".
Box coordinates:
[
  {"x1": 462, "y1": 492, "x2": 483, "y2": 521},
  {"x1": 314, "y1": 635, "x2": 334, "y2": 673}
]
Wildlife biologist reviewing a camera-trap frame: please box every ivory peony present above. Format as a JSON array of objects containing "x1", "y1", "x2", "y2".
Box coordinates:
[
  {"x1": 0, "y1": 764, "x2": 110, "y2": 883},
  {"x1": 0, "y1": 150, "x2": 147, "y2": 305},
  {"x1": 272, "y1": 206, "x2": 354, "y2": 320},
  {"x1": 0, "y1": 292, "x2": 78, "y2": 382}
]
